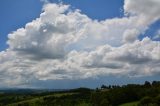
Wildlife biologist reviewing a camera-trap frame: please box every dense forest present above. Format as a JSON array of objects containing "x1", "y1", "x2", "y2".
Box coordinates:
[{"x1": 0, "y1": 81, "x2": 160, "y2": 106}]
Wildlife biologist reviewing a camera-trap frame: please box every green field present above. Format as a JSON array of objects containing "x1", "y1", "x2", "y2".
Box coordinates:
[
  {"x1": 119, "y1": 101, "x2": 139, "y2": 106},
  {"x1": 0, "y1": 81, "x2": 160, "y2": 106},
  {"x1": 7, "y1": 92, "x2": 78, "y2": 106},
  {"x1": 0, "y1": 88, "x2": 92, "y2": 106}
]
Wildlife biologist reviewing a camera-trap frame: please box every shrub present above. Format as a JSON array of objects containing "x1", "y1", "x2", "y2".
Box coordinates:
[{"x1": 138, "y1": 96, "x2": 153, "y2": 106}]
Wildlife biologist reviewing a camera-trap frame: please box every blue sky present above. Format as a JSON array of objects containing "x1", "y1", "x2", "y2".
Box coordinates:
[
  {"x1": 0, "y1": 0, "x2": 43, "y2": 51},
  {"x1": 0, "y1": 0, "x2": 124, "y2": 51},
  {"x1": 0, "y1": 0, "x2": 160, "y2": 88},
  {"x1": 0, "y1": 0, "x2": 159, "y2": 51}
]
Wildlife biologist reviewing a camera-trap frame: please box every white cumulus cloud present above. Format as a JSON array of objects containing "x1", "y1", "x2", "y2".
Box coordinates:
[{"x1": 0, "y1": 0, "x2": 160, "y2": 87}]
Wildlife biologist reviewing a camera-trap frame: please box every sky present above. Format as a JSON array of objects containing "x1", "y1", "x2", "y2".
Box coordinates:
[{"x1": 0, "y1": 0, "x2": 160, "y2": 88}]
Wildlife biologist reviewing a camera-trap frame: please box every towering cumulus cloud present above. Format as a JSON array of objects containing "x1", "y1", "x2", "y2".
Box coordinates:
[{"x1": 0, "y1": 0, "x2": 160, "y2": 87}]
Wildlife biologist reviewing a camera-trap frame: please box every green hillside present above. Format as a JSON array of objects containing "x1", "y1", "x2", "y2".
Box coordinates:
[
  {"x1": 119, "y1": 101, "x2": 138, "y2": 106},
  {"x1": 0, "y1": 81, "x2": 160, "y2": 106}
]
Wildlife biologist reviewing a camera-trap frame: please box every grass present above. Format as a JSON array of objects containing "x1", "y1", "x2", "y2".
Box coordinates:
[
  {"x1": 119, "y1": 101, "x2": 139, "y2": 106},
  {"x1": 6, "y1": 92, "x2": 139, "y2": 106},
  {"x1": 77, "y1": 103, "x2": 90, "y2": 106},
  {"x1": 7, "y1": 92, "x2": 76, "y2": 106}
]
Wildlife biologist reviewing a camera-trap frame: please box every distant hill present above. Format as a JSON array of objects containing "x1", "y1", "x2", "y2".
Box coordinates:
[{"x1": 0, "y1": 81, "x2": 160, "y2": 106}]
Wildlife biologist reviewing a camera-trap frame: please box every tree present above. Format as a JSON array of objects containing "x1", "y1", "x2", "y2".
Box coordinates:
[
  {"x1": 100, "y1": 99, "x2": 111, "y2": 106},
  {"x1": 155, "y1": 95, "x2": 160, "y2": 105},
  {"x1": 144, "y1": 81, "x2": 151, "y2": 88},
  {"x1": 101, "y1": 85, "x2": 107, "y2": 89},
  {"x1": 152, "y1": 81, "x2": 160, "y2": 87},
  {"x1": 108, "y1": 85, "x2": 112, "y2": 89},
  {"x1": 139, "y1": 96, "x2": 152, "y2": 106}
]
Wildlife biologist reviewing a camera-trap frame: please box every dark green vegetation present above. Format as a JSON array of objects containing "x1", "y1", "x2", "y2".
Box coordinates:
[
  {"x1": 0, "y1": 88, "x2": 92, "y2": 106},
  {"x1": 0, "y1": 81, "x2": 160, "y2": 106}
]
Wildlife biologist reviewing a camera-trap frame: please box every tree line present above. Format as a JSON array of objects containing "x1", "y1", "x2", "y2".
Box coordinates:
[{"x1": 91, "y1": 81, "x2": 160, "y2": 106}]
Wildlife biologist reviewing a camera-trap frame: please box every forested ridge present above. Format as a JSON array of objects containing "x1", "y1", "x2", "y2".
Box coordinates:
[{"x1": 0, "y1": 81, "x2": 160, "y2": 106}]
